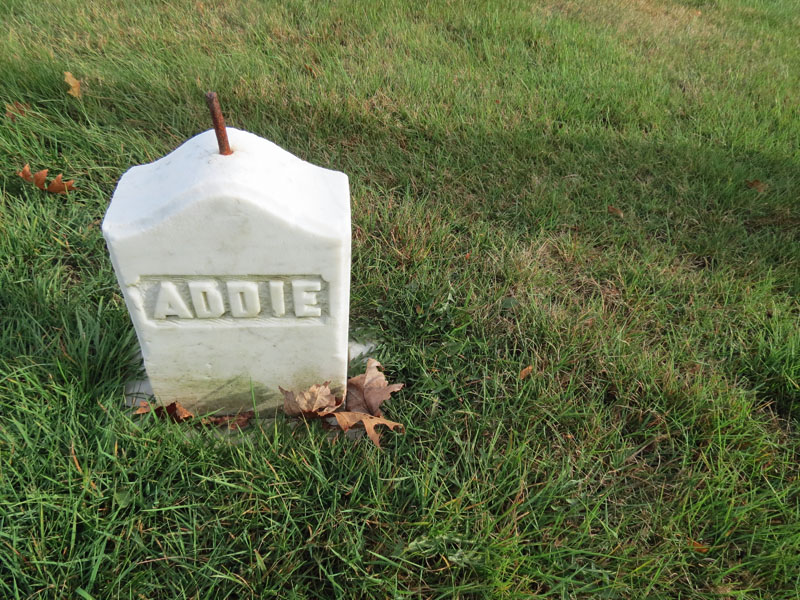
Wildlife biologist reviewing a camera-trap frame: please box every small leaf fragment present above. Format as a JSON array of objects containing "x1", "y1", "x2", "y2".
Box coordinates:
[
  {"x1": 689, "y1": 539, "x2": 709, "y2": 553},
  {"x1": 46, "y1": 173, "x2": 76, "y2": 194},
  {"x1": 332, "y1": 411, "x2": 405, "y2": 448},
  {"x1": 519, "y1": 365, "x2": 533, "y2": 380},
  {"x1": 138, "y1": 401, "x2": 194, "y2": 423},
  {"x1": 162, "y1": 401, "x2": 194, "y2": 423},
  {"x1": 203, "y1": 410, "x2": 255, "y2": 430},
  {"x1": 33, "y1": 169, "x2": 49, "y2": 190},
  {"x1": 18, "y1": 164, "x2": 33, "y2": 182},
  {"x1": 745, "y1": 179, "x2": 767, "y2": 194},
  {"x1": 136, "y1": 400, "x2": 253, "y2": 430},
  {"x1": 607, "y1": 205, "x2": 624, "y2": 218},
  {"x1": 346, "y1": 358, "x2": 404, "y2": 416},
  {"x1": 281, "y1": 382, "x2": 342, "y2": 418},
  {"x1": 5, "y1": 101, "x2": 30, "y2": 121},
  {"x1": 64, "y1": 71, "x2": 82, "y2": 98}
]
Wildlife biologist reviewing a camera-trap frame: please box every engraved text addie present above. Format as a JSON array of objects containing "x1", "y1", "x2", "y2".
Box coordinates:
[{"x1": 140, "y1": 275, "x2": 327, "y2": 323}]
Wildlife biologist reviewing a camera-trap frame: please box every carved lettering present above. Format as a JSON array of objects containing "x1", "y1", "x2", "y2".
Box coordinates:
[
  {"x1": 154, "y1": 281, "x2": 193, "y2": 319},
  {"x1": 269, "y1": 280, "x2": 286, "y2": 317},
  {"x1": 227, "y1": 281, "x2": 261, "y2": 318},
  {"x1": 188, "y1": 280, "x2": 225, "y2": 318},
  {"x1": 292, "y1": 278, "x2": 322, "y2": 317},
  {"x1": 142, "y1": 276, "x2": 327, "y2": 323}
]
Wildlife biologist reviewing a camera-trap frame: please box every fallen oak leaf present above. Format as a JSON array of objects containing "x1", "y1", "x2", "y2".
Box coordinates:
[
  {"x1": 64, "y1": 71, "x2": 82, "y2": 98},
  {"x1": 280, "y1": 382, "x2": 342, "y2": 418},
  {"x1": 332, "y1": 411, "x2": 404, "y2": 448},
  {"x1": 47, "y1": 173, "x2": 76, "y2": 194},
  {"x1": 346, "y1": 358, "x2": 404, "y2": 416},
  {"x1": 33, "y1": 169, "x2": 48, "y2": 190}
]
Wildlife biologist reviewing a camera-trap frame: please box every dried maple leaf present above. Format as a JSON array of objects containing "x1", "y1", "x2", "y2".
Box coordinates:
[
  {"x1": 607, "y1": 205, "x2": 624, "y2": 218},
  {"x1": 280, "y1": 382, "x2": 342, "y2": 418},
  {"x1": 33, "y1": 169, "x2": 48, "y2": 190},
  {"x1": 519, "y1": 365, "x2": 533, "y2": 380},
  {"x1": 64, "y1": 71, "x2": 82, "y2": 98},
  {"x1": 346, "y1": 358, "x2": 404, "y2": 416},
  {"x1": 47, "y1": 173, "x2": 76, "y2": 194},
  {"x1": 5, "y1": 101, "x2": 30, "y2": 121},
  {"x1": 745, "y1": 179, "x2": 767, "y2": 194},
  {"x1": 332, "y1": 411, "x2": 404, "y2": 448}
]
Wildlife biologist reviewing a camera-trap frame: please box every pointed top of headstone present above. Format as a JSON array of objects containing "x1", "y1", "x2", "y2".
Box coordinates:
[{"x1": 104, "y1": 128, "x2": 349, "y2": 242}]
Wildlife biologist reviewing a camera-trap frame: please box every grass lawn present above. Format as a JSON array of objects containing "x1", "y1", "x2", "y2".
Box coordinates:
[{"x1": 1, "y1": 0, "x2": 798, "y2": 597}]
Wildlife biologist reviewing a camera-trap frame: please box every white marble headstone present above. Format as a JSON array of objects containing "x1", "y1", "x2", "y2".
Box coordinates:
[{"x1": 103, "y1": 128, "x2": 350, "y2": 414}]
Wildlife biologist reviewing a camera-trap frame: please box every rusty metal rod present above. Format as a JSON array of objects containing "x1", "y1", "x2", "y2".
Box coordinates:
[{"x1": 205, "y1": 92, "x2": 233, "y2": 155}]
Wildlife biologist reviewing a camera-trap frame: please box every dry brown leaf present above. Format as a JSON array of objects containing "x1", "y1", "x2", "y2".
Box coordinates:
[
  {"x1": 64, "y1": 71, "x2": 82, "y2": 98},
  {"x1": 18, "y1": 164, "x2": 33, "y2": 182},
  {"x1": 135, "y1": 400, "x2": 254, "y2": 430},
  {"x1": 519, "y1": 365, "x2": 533, "y2": 380},
  {"x1": 18, "y1": 165, "x2": 77, "y2": 194},
  {"x1": 281, "y1": 360, "x2": 405, "y2": 446},
  {"x1": 346, "y1": 358, "x2": 404, "y2": 416},
  {"x1": 135, "y1": 401, "x2": 194, "y2": 422},
  {"x1": 161, "y1": 401, "x2": 194, "y2": 422},
  {"x1": 689, "y1": 538, "x2": 709, "y2": 553},
  {"x1": 46, "y1": 173, "x2": 76, "y2": 194},
  {"x1": 203, "y1": 410, "x2": 255, "y2": 430},
  {"x1": 607, "y1": 205, "x2": 624, "y2": 218},
  {"x1": 33, "y1": 169, "x2": 48, "y2": 190},
  {"x1": 332, "y1": 411, "x2": 404, "y2": 448},
  {"x1": 5, "y1": 101, "x2": 30, "y2": 121},
  {"x1": 745, "y1": 179, "x2": 767, "y2": 194},
  {"x1": 280, "y1": 382, "x2": 342, "y2": 418}
]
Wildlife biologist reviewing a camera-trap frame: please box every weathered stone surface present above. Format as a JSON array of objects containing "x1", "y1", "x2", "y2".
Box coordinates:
[{"x1": 104, "y1": 128, "x2": 350, "y2": 414}]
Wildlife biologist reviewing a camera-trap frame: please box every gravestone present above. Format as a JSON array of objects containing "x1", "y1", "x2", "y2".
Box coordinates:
[{"x1": 103, "y1": 126, "x2": 350, "y2": 414}]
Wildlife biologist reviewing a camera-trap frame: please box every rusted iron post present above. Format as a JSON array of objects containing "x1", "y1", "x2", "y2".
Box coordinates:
[{"x1": 205, "y1": 92, "x2": 233, "y2": 155}]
